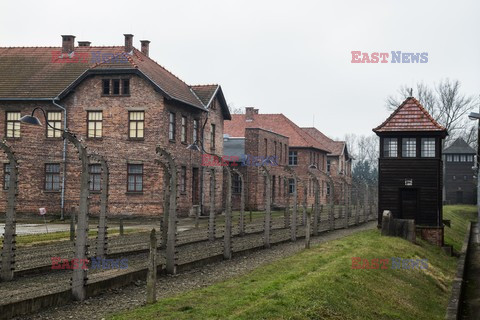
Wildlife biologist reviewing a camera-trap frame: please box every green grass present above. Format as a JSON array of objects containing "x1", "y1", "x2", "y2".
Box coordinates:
[
  {"x1": 15, "y1": 228, "x2": 142, "y2": 247},
  {"x1": 443, "y1": 205, "x2": 477, "y2": 251},
  {"x1": 110, "y1": 205, "x2": 475, "y2": 320}
]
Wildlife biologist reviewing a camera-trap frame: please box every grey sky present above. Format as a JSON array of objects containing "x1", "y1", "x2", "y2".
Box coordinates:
[{"x1": 1, "y1": 0, "x2": 479, "y2": 139}]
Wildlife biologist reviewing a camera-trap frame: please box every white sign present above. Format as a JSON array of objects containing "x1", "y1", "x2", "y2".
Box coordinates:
[
  {"x1": 405, "y1": 179, "x2": 413, "y2": 186},
  {"x1": 39, "y1": 208, "x2": 46, "y2": 216}
]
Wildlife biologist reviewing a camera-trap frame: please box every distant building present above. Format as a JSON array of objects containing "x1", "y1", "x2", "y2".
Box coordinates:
[
  {"x1": 443, "y1": 138, "x2": 476, "y2": 204},
  {"x1": 373, "y1": 97, "x2": 447, "y2": 246}
]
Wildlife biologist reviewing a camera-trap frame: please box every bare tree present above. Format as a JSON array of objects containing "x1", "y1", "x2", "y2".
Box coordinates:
[
  {"x1": 228, "y1": 103, "x2": 244, "y2": 114},
  {"x1": 344, "y1": 133, "x2": 379, "y2": 168},
  {"x1": 386, "y1": 79, "x2": 479, "y2": 144}
]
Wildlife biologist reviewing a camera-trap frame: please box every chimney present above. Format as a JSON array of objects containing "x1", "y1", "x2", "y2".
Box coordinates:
[
  {"x1": 61, "y1": 35, "x2": 75, "y2": 54},
  {"x1": 78, "y1": 41, "x2": 91, "y2": 47},
  {"x1": 140, "y1": 40, "x2": 150, "y2": 57},
  {"x1": 124, "y1": 34, "x2": 133, "y2": 53},
  {"x1": 245, "y1": 107, "x2": 258, "y2": 121}
]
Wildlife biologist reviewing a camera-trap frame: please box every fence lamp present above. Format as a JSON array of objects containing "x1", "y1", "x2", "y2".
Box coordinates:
[{"x1": 19, "y1": 107, "x2": 63, "y2": 133}]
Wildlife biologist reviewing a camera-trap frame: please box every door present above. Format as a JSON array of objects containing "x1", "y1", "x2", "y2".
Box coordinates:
[
  {"x1": 456, "y1": 191, "x2": 463, "y2": 204},
  {"x1": 400, "y1": 189, "x2": 417, "y2": 220}
]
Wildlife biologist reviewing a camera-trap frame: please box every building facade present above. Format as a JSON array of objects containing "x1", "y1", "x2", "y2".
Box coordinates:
[
  {"x1": 0, "y1": 34, "x2": 231, "y2": 217},
  {"x1": 443, "y1": 138, "x2": 476, "y2": 204}
]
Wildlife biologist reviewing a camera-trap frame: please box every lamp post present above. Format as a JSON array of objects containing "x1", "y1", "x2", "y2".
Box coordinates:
[
  {"x1": 20, "y1": 107, "x2": 90, "y2": 301},
  {"x1": 468, "y1": 111, "x2": 480, "y2": 228}
]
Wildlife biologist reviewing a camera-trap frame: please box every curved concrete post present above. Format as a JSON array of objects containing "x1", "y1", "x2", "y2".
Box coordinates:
[
  {"x1": 90, "y1": 153, "x2": 109, "y2": 258},
  {"x1": 0, "y1": 141, "x2": 18, "y2": 281},
  {"x1": 232, "y1": 168, "x2": 245, "y2": 236},
  {"x1": 155, "y1": 160, "x2": 170, "y2": 249},
  {"x1": 315, "y1": 170, "x2": 335, "y2": 230},
  {"x1": 156, "y1": 146, "x2": 177, "y2": 275},
  {"x1": 300, "y1": 178, "x2": 310, "y2": 248},
  {"x1": 63, "y1": 132, "x2": 90, "y2": 301},
  {"x1": 284, "y1": 166, "x2": 298, "y2": 241}
]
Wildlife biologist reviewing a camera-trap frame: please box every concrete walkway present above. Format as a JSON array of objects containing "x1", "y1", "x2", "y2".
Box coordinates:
[{"x1": 461, "y1": 223, "x2": 480, "y2": 319}]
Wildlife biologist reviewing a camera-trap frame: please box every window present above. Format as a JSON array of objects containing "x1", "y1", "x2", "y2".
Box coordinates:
[
  {"x1": 129, "y1": 111, "x2": 144, "y2": 139},
  {"x1": 460, "y1": 155, "x2": 467, "y2": 162},
  {"x1": 45, "y1": 164, "x2": 60, "y2": 191},
  {"x1": 6, "y1": 112, "x2": 21, "y2": 138},
  {"x1": 3, "y1": 163, "x2": 10, "y2": 190},
  {"x1": 421, "y1": 138, "x2": 435, "y2": 157},
  {"x1": 180, "y1": 166, "x2": 187, "y2": 193},
  {"x1": 446, "y1": 155, "x2": 453, "y2": 162},
  {"x1": 112, "y1": 79, "x2": 120, "y2": 95},
  {"x1": 232, "y1": 172, "x2": 241, "y2": 194},
  {"x1": 285, "y1": 145, "x2": 287, "y2": 164},
  {"x1": 47, "y1": 111, "x2": 62, "y2": 138},
  {"x1": 327, "y1": 159, "x2": 331, "y2": 173},
  {"x1": 127, "y1": 164, "x2": 143, "y2": 192},
  {"x1": 453, "y1": 155, "x2": 459, "y2": 162},
  {"x1": 181, "y1": 116, "x2": 187, "y2": 143},
  {"x1": 288, "y1": 151, "x2": 298, "y2": 166},
  {"x1": 169, "y1": 112, "x2": 176, "y2": 141},
  {"x1": 87, "y1": 111, "x2": 102, "y2": 138},
  {"x1": 383, "y1": 138, "x2": 398, "y2": 157},
  {"x1": 402, "y1": 138, "x2": 416, "y2": 157},
  {"x1": 89, "y1": 164, "x2": 101, "y2": 191},
  {"x1": 211, "y1": 124, "x2": 216, "y2": 151},
  {"x1": 264, "y1": 138, "x2": 268, "y2": 157},
  {"x1": 193, "y1": 119, "x2": 199, "y2": 143},
  {"x1": 102, "y1": 79, "x2": 129, "y2": 96},
  {"x1": 288, "y1": 178, "x2": 296, "y2": 194},
  {"x1": 102, "y1": 79, "x2": 110, "y2": 95},
  {"x1": 122, "y1": 79, "x2": 130, "y2": 95},
  {"x1": 279, "y1": 143, "x2": 283, "y2": 162},
  {"x1": 326, "y1": 183, "x2": 331, "y2": 196},
  {"x1": 274, "y1": 141, "x2": 277, "y2": 159},
  {"x1": 467, "y1": 155, "x2": 474, "y2": 162},
  {"x1": 464, "y1": 175, "x2": 468, "y2": 181},
  {"x1": 453, "y1": 175, "x2": 456, "y2": 181}
]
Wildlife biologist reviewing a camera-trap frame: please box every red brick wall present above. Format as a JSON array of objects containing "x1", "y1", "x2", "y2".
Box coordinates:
[{"x1": 417, "y1": 227, "x2": 444, "y2": 246}]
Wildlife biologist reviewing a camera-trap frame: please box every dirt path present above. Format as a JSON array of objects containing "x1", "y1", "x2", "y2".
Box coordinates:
[{"x1": 21, "y1": 221, "x2": 376, "y2": 320}]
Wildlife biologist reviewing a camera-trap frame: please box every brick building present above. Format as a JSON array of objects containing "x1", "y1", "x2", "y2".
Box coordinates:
[
  {"x1": 443, "y1": 138, "x2": 476, "y2": 204},
  {"x1": 0, "y1": 34, "x2": 231, "y2": 217},
  {"x1": 223, "y1": 128, "x2": 289, "y2": 210},
  {"x1": 302, "y1": 128, "x2": 353, "y2": 204},
  {"x1": 224, "y1": 107, "x2": 332, "y2": 209}
]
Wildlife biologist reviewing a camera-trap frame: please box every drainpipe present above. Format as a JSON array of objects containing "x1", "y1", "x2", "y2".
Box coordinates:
[{"x1": 52, "y1": 98, "x2": 67, "y2": 220}]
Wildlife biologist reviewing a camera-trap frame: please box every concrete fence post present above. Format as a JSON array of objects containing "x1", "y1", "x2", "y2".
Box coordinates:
[
  {"x1": 283, "y1": 177, "x2": 290, "y2": 229},
  {"x1": 146, "y1": 228, "x2": 157, "y2": 304},
  {"x1": 0, "y1": 141, "x2": 18, "y2": 282},
  {"x1": 284, "y1": 166, "x2": 298, "y2": 242},
  {"x1": 223, "y1": 165, "x2": 233, "y2": 259},
  {"x1": 63, "y1": 132, "x2": 90, "y2": 301},
  {"x1": 92, "y1": 154, "x2": 109, "y2": 258},
  {"x1": 233, "y1": 169, "x2": 245, "y2": 237},
  {"x1": 261, "y1": 165, "x2": 272, "y2": 249},
  {"x1": 303, "y1": 181, "x2": 311, "y2": 249},
  {"x1": 156, "y1": 146, "x2": 177, "y2": 275},
  {"x1": 208, "y1": 168, "x2": 216, "y2": 241},
  {"x1": 119, "y1": 218, "x2": 124, "y2": 236},
  {"x1": 155, "y1": 160, "x2": 170, "y2": 250}
]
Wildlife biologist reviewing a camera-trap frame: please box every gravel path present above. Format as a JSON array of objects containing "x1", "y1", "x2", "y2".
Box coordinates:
[{"x1": 20, "y1": 221, "x2": 377, "y2": 320}]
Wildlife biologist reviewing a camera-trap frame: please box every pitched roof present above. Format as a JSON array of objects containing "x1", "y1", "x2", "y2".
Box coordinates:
[
  {"x1": 224, "y1": 113, "x2": 331, "y2": 153},
  {"x1": 373, "y1": 97, "x2": 447, "y2": 134},
  {"x1": 443, "y1": 138, "x2": 476, "y2": 154},
  {"x1": 0, "y1": 46, "x2": 216, "y2": 112},
  {"x1": 191, "y1": 84, "x2": 231, "y2": 120},
  {"x1": 301, "y1": 127, "x2": 349, "y2": 158}
]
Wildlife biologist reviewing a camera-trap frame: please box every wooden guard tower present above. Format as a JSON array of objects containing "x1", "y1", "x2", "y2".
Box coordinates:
[{"x1": 373, "y1": 97, "x2": 448, "y2": 246}]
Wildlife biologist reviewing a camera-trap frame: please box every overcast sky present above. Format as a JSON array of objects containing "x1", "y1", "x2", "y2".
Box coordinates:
[{"x1": 1, "y1": 0, "x2": 479, "y2": 139}]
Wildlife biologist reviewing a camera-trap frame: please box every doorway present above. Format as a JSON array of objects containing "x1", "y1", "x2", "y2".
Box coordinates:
[
  {"x1": 400, "y1": 188, "x2": 418, "y2": 220},
  {"x1": 456, "y1": 191, "x2": 463, "y2": 204}
]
